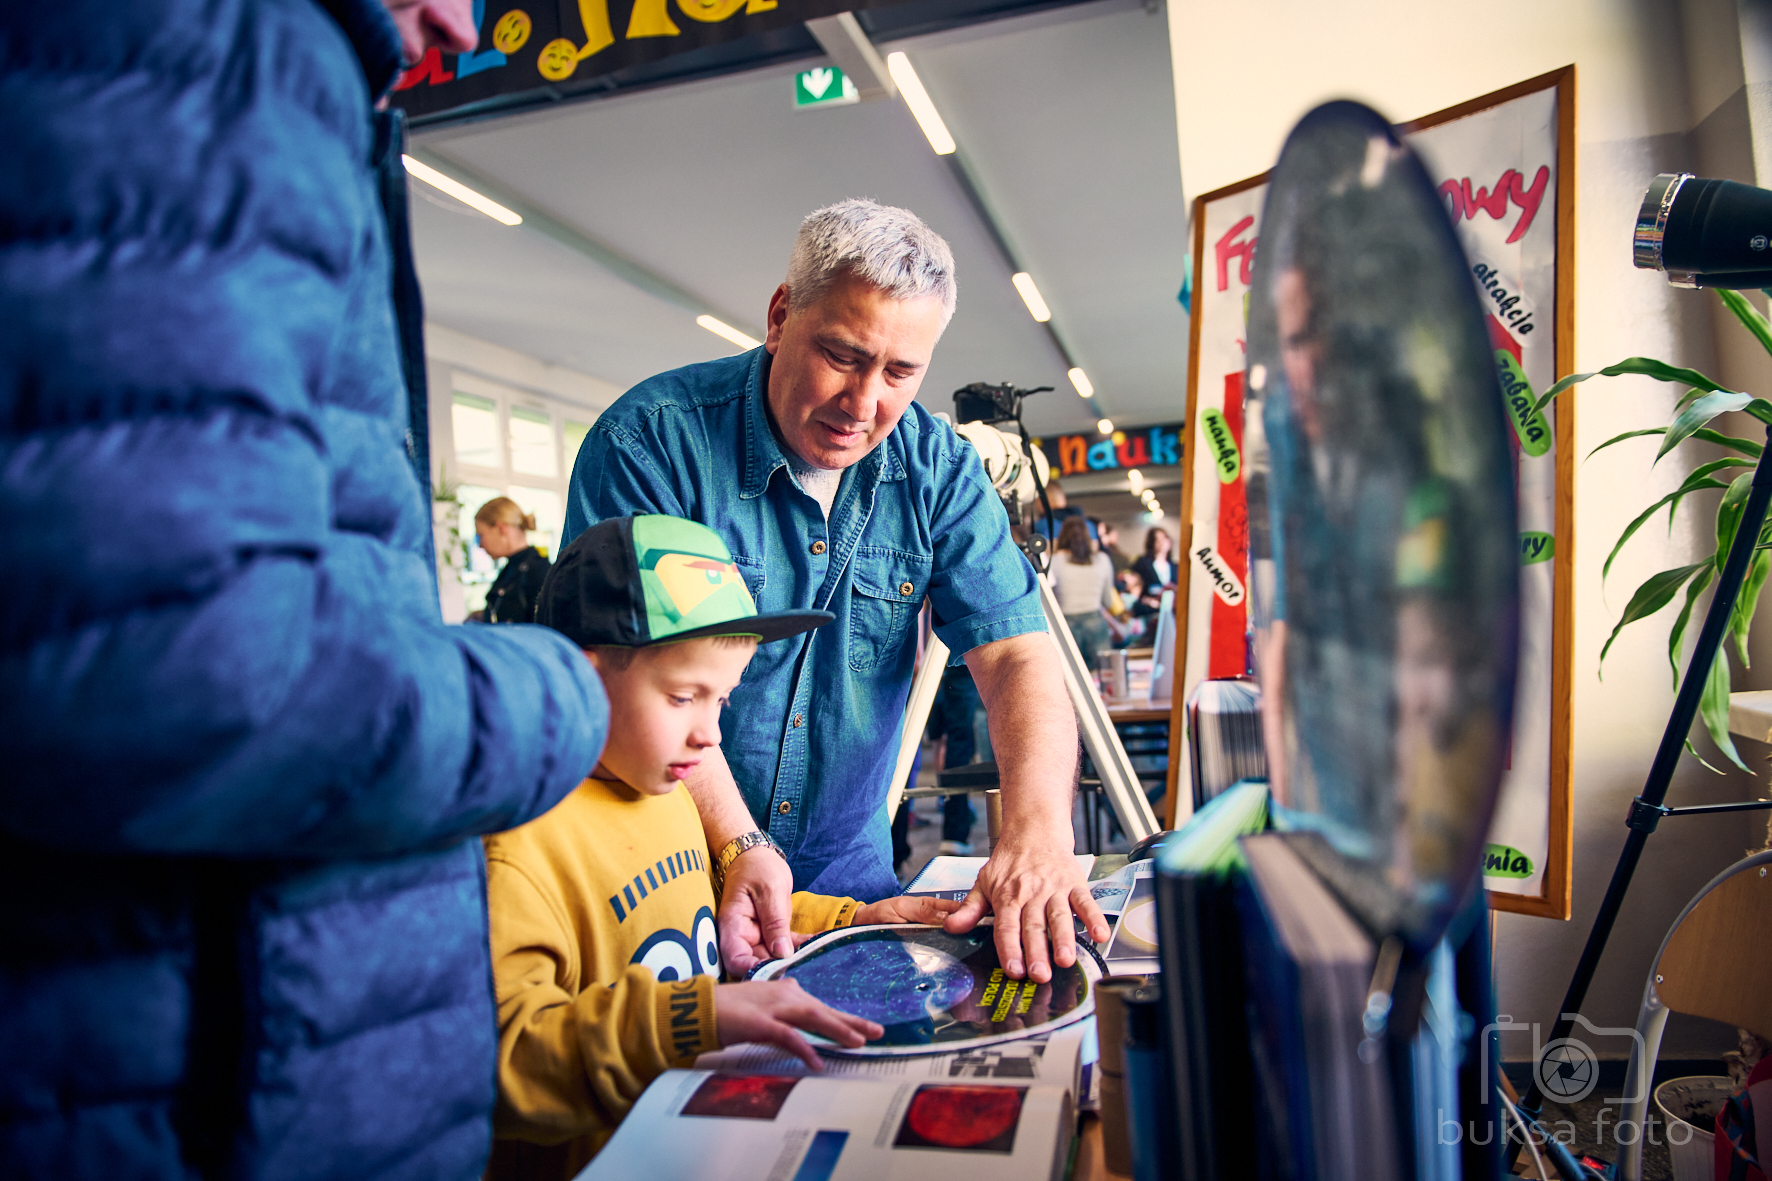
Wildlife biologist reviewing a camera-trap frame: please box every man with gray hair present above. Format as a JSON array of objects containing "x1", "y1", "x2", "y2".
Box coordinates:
[{"x1": 564, "y1": 198, "x2": 1106, "y2": 984}]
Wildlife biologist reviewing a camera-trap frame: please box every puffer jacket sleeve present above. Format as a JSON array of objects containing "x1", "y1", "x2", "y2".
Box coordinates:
[{"x1": 0, "y1": 0, "x2": 607, "y2": 856}]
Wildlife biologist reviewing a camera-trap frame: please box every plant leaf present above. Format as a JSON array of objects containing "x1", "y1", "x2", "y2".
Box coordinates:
[
  {"x1": 1718, "y1": 289, "x2": 1772, "y2": 361},
  {"x1": 1589, "y1": 426, "x2": 1766, "y2": 462},
  {"x1": 1665, "y1": 458, "x2": 1755, "y2": 528},
  {"x1": 1732, "y1": 548, "x2": 1771, "y2": 667},
  {"x1": 1717, "y1": 471, "x2": 1755, "y2": 573},
  {"x1": 1683, "y1": 737, "x2": 1729, "y2": 776},
  {"x1": 1699, "y1": 647, "x2": 1751, "y2": 772},
  {"x1": 1669, "y1": 563, "x2": 1716, "y2": 688},
  {"x1": 1659, "y1": 390, "x2": 1755, "y2": 458},
  {"x1": 1600, "y1": 561, "x2": 1712, "y2": 670},
  {"x1": 1599, "y1": 475, "x2": 1729, "y2": 584},
  {"x1": 1533, "y1": 357, "x2": 1733, "y2": 415},
  {"x1": 1691, "y1": 426, "x2": 1766, "y2": 458},
  {"x1": 1588, "y1": 427, "x2": 1666, "y2": 460}
]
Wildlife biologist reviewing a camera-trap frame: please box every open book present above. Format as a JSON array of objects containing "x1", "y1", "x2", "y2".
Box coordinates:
[{"x1": 578, "y1": 1029, "x2": 1083, "y2": 1181}]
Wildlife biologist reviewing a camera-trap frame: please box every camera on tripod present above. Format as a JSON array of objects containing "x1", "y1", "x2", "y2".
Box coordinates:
[
  {"x1": 954, "y1": 381, "x2": 1051, "y2": 426},
  {"x1": 950, "y1": 383, "x2": 1056, "y2": 566}
]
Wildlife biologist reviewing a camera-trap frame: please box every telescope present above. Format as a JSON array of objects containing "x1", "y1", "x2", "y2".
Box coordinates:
[{"x1": 1634, "y1": 172, "x2": 1772, "y2": 288}]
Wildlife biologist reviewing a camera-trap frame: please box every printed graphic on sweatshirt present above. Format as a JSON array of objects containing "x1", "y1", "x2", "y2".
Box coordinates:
[{"x1": 630, "y1": 906, "x2": 720, "y2": 981}]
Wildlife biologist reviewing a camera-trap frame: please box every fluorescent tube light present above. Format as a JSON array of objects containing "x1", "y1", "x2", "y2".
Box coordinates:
[
  {"x1": 886, "y1": 52, "x2": 956, "y2": 155},
  {"x1": 1010, "y1": 273, "x2": 1052, "y2": 322},
  {"x1": 1097, "y1": 418, "x2": 1115, "y2": 435},
  {"x1": 697, "y1": 315, "x2": 762, "y2": 350},
  {"x1": 402, "y1": 155, "x2": 521, "y2": 226},
  {"x1": 1068, "y1": 367, "x2": 1094, "y2": 398}
]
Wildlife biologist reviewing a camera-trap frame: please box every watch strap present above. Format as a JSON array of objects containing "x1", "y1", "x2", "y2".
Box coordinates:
[{"x1": 710, "y1": 830, "x2": 785, "y2": 897}]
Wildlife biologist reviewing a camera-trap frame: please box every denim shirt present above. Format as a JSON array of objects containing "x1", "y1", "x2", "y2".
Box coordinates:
[{"x1": 564, "y1": 347, "x2": 1046, "y2": 900}]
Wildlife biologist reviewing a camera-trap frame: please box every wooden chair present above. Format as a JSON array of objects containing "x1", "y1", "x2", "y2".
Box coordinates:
[{"x1": 1618, "y1": 849, "x2": 1772, "y2": 1181}]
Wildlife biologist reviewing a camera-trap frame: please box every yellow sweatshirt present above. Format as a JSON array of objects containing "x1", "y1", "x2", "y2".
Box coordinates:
[{"x1": 483, "y1": 776, "x2": 859, "y2": 1180}]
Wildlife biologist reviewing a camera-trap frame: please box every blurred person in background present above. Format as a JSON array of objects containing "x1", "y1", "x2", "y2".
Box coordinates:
[
  {"x1": 1050, "y1": 516, "x2": 1115, "y2": 666},
  {"x1": 0, "y1": 1, "x2": 607, "y2": 1178},
  {"x1": 474, "y1": 496, "x2": 551, "y2": 624},
  {"x1": 1096, "y1": 519, "x2": 1131, "y2": 573},
  {"x1": 1133, "y1": 526, "x2": 1177, "y2": 595}
]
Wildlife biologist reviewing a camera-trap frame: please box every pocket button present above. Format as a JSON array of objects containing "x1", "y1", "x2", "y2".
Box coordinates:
[{"x1": 899, "y1": 581, "x2": 914, "y2": 596}]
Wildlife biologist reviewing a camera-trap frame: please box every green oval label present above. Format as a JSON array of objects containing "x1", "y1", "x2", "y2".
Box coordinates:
[
  {"x1": 1200, "y1": 407, "x2": 1241, "y2": 483},
  {"x1": 1496, "y1": 351, "x2": 1553, "y2": 458},
  {"x1": 1482, "y1": 843, "x2": 1535, "y2": 879},
  {"x1": 1520, "y1": 531, "x2": 1554, "y2": 565}
]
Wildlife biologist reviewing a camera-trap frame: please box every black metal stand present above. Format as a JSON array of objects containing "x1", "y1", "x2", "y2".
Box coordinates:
[{"x1": 1507, "y1": 425, "x2": 1772, "y2": 1175}]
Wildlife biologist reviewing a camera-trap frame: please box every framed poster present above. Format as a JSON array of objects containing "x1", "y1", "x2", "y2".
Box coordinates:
[{"x1": 1167, "y1": 66, "x2": 1576, "y2": 919}]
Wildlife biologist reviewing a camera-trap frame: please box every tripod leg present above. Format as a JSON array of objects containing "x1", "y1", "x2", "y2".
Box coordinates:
[
  {"x1": 1037, "y1": 576, "x2": 1161, "y2": 841},
  {"x1": 886, "y1": 633, "x2": 950, "y2": 818},
  {"x1": 1509, "y1": 425, "x2": 1772, "y2": 1163}
]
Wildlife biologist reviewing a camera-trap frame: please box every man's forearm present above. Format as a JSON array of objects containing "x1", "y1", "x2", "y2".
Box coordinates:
[
  {"x1": 965, "y1": 633, "x2": 1077, "y2": 843},
  {"x1": 682, "y1": 746, "x2": 760, "y2": 852}
]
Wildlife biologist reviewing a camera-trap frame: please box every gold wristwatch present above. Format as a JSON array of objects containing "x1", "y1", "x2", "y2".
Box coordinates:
[{"x1": 710, "y1": 830, "x2": 786, "y2": 897}]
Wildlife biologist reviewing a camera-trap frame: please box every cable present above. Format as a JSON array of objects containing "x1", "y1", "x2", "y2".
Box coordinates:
[{"x1": 1500, "y1": 1091, "x2": 1549, "y2": 1181}]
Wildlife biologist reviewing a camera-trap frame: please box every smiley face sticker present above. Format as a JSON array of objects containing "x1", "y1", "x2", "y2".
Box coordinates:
[
  {"x1": 536, "y1": 37, "x2": 578, "y2": 81},
  {"x1": 491, "y1": 9, "x2": 531, "y2": 54}
]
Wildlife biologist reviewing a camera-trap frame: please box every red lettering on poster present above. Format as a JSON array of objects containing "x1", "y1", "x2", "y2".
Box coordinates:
[
  {"x1": 1506, "y1": 166, "x2": 1549, "y2": 244},
  {"x1": 1214, "y1": 216, "x2": 1257, "y2": 294},
  {"x1": 1114, "y1": 433, "x2": 1151, "y2": 468},
  {"x1": 395, "y1": 46, "x2": 454, "y2": 89},
  {"x1": 1208, "y1": 373, "x2": 1249, "y2": 679},
  {"x1": 1436, "y1": 165, "x2": 1549, "y2": 244}
]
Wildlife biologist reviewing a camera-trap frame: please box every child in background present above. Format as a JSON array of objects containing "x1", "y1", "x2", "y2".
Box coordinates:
[{"x1": 484, "y1": 514, "x2": 957, "y2": 1180}]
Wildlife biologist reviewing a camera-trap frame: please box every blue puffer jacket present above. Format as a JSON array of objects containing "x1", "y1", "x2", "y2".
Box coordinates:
[{"x1": 0, "y1": 2, "x2": 607, "y2": 1178}]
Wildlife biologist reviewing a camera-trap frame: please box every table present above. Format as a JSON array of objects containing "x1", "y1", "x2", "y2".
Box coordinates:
[{"x1": 1070, "y1": 1114, "x2": 1131, "y2": 1181}]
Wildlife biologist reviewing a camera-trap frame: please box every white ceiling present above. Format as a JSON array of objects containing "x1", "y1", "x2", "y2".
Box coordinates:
[{"x1": 410, "y1": 0, "x2": 1189, "y2": 438}]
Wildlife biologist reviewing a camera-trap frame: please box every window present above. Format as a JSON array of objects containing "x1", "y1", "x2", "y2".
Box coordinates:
[
  {"x1": 443, "y1": 373, "x2": 600, "y2": 615},
  {"x1": 452, "y1": 393, "x2": 500, "y2": 468},
  {"x1": 509, "y1": 405, "x2": 557, "y2": 478}
]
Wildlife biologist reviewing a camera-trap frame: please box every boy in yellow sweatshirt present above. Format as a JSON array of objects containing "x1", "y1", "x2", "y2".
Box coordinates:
[{"x1": 484, "y1": 514, "x2": 955, "y2": 1179}]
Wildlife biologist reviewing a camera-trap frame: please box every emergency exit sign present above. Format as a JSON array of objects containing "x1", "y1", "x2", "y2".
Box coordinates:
[{"x1": 794, "y1": 66, "x2": 859, "y2": 108}]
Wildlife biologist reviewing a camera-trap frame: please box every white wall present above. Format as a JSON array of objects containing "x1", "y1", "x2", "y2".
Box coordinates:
[{"x1": 1169, "y1": 0, "x2": 1770, "y2": 1060}]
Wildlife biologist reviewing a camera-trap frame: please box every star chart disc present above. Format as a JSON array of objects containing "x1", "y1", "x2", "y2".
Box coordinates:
[
  {"x1": 752, "y1": 924, "x2": 1098, "y2": 1056},
  {"x1": 1243, "y1": 101, "x2": 1518, "y2": 949}
]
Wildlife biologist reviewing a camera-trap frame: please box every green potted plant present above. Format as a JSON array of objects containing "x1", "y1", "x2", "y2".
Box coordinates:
[{"x1": 1539, "y1": 289, "x2": 1772, "y2": 770}]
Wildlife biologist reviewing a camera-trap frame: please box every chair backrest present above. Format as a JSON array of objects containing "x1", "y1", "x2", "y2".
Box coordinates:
[{"x1": 1654, "y1": 851, "x2": 1772, "y2": 1042}]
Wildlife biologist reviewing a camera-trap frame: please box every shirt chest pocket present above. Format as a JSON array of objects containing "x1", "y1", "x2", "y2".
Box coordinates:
[{"x1": 848, "y1": 550, "x2": 930, "y2": 673}]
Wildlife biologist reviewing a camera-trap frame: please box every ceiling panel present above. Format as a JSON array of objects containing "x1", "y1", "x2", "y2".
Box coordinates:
[{"x1": 409, "y1": 0, "x2": 1186, "y2": 438}]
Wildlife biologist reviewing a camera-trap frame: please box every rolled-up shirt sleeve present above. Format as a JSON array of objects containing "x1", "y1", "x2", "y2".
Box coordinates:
[{"x1": 924, "y1": 441, "x2": 1049, "y2": 657}]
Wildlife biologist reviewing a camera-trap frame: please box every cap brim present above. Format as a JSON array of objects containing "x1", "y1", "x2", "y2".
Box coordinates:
[{"x1": 648, "y1": 610, "x2": 835, "y2": 646}]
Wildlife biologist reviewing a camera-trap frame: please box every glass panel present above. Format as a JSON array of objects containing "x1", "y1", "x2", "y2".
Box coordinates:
[
  {"x1": 563, "y1": 419, "x2": 593, "y2": 476},
  {"x1": 452, "y1": 392, "x2": 501, "y2": 469},
  {"x1": 511, "y1": 486, "x2": 563, "y2": 559},
  {"x1": 456, "y1": 483, "x2": 504, "y2": 615},
  {"x1": 509, "y1": 405, "x2": 557, "y2": 477}
]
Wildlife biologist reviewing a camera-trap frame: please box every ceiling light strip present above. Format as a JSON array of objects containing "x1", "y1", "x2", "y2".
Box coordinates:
[
  {"x1": 885, "y1": 52, "x2": 955, "y2": 155},
  {"x1": 405, "y1": 148, "x2": 765, "y2": 346},
  {"x1": 403, "y1": 155, "x2": 522, "y2": 225},
  {"x1": 1011, "y1": 273, "x2": 1052, "y2": 322},
  {"x1": 697, "y1": 316, "x2": 762, "y2": 350}
]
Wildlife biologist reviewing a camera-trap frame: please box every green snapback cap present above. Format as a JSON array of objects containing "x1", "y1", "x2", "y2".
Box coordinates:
[{"x1": 537, "y1": 514, "x2": 833, "y2": 647}]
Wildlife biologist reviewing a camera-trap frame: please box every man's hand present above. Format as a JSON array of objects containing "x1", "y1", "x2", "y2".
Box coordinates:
[
  {"x1": 715, "y1": 979, "x2": 883, "y2": 1070},
  {"x1": 854, "y1": 895, "x2": 963, "y2": 926},
  {"x1": 718, "y1": 846, "x2": 797, "y2": 976},
  {"x1": 945, "y1": 839, "x2": 1109, "y2": 982}
]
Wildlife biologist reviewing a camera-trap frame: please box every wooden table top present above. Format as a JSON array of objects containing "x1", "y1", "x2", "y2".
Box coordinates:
[{"x1": 1102, "y1": 697, "x2": 1172, "y2": 724}]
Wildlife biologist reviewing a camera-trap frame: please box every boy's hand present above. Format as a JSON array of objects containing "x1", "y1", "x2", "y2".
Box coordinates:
[
  {"x1": 715, "y1": 980, "x2": 883, "y2": 1069},
  {"x1": 853, "y1": 895, "x2": 963, "y2": 926}
]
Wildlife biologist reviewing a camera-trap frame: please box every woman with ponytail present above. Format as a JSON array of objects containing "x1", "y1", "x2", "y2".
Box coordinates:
[{"x1": 475, "y1": 496, "x2": 552, "y2": 624}]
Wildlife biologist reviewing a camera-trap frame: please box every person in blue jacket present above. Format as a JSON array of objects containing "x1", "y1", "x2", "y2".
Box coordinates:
[{"x1": 0, "y1": 1, "x2": 608, "y2": 1178}]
